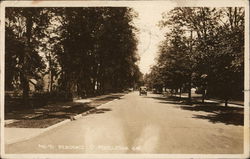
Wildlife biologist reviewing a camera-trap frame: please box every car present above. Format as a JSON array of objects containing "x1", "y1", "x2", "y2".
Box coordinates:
[
  {"x1": 128, "y1": 88, "x2": 134, "y2": 92},
  {"x1": 139, "y1": 86, "x2": 147, "y2": 96}
]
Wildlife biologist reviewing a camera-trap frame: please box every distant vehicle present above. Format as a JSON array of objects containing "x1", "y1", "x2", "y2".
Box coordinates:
[
  {"x1": 128, "y1": 88, "x2": 134, "y2": 92},
  {"x1": 139, "y1": 86, "x2": 147, "y2": 96}
]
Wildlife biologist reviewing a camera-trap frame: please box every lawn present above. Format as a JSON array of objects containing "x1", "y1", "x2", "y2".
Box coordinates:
[{"x1": 5, "y1": 93, "x2": 125, "y2": 128}]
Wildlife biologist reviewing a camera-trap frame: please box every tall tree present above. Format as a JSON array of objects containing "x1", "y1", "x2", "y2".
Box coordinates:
[
  {"x1": 52, "y1": 7, "x2": 140, "y2": 98},
  {"x1": 5, "y1": 7, "x2": 50, "y2": 107},
  {"x1": 151, "y1": 7, "x2": 244, "y2": 105}
]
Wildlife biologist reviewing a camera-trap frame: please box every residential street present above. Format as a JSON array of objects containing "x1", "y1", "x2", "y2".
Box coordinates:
[{"x1": 5, "y1": 91, "x2": 243, "y2": 154}]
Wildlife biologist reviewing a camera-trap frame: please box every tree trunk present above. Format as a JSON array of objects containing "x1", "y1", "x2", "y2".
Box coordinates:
[
  {"x1": 188, "y1": 81, "x2": 192, "y2": 101},
  {"x1": 21, "y1": 74, "x2": 30, "y2": 107},
  {"x1": 21, "y1": 11, "x2": 33, "y2": 107},
  {"x1": 179, "y1": 87, "x2": 182, "y2": 98},
  {"x1": 50, "y1": 71, "x2": 53, "y2": 92},
  {"x1": 48, "y1": 53, "x2": 53, "y2": 92},
  {"x1": 99, "y1": 75, "x2": 105, "y2": 95},
  {"x1": 225, "y1": 98, "x2": 228, "y2": 107},
  {"x1": 202, "y1": 90, "x2": 205, "y2": 103}
]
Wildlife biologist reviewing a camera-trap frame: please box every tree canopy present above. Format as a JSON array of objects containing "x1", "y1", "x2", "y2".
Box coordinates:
[
  {"x1": 147, "y1": 7, "x2": 244, "y2": 105},
  {"x1": 5, "y1": 7, "x2": 142, "y2": 105}
]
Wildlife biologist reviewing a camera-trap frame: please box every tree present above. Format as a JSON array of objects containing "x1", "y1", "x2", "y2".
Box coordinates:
[
  {"x1": 50, "y1": 7, "x2": 140, "y2": 98},
  {"x1": 5, "y1": 7, "x2": 50, "y2": 107},
  {"x1": 206, "y1": 7, "x2": 244, "y2": 106},
  {"x1": 152, "y1": 7, "x2": 244, "y2": 105},
  {"x1": 146, "y1": 27, "x2": 192, "y2": 98},
  {"x1": 6, "y1": 7, "x2": 142, "y2": 103}
]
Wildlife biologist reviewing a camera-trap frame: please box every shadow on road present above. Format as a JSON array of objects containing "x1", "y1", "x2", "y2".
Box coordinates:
[
  {"x1": 180, "y1": 104, "x2": 243, "y2": 126},
  {"x1": 145, "y1": 95, "x2": 244, "y2": 126}
]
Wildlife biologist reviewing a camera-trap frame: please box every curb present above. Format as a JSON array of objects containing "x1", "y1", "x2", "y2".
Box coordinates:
[
  {"x1": 71, "y1": 99, "x2": 118, "y2": 120},
  {"x1": 5, "y1": 97, "x2": 121, "y2": 145}
]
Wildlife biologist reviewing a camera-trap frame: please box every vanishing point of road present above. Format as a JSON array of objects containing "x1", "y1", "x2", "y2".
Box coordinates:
[{"x1": 5, "y1": 92, "x2": 243, "y2": 154}]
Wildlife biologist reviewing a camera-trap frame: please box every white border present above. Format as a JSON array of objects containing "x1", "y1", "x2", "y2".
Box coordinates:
[
  {"x1": 0, "y1": 1, "x2": 6, "y2": 158},
  {"x1": 244, "y1": 0, "x2": 250, "y2": 157},
  {"x1": 0, "y1": 0, "x2": 248, "y2": 7},
  {"x1": 0, "y1": 0, "x2": 249, "y2": 159}
]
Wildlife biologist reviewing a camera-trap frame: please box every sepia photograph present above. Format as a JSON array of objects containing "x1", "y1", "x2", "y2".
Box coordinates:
[{"x1": 0, "y1": 0, "x2": 249, "y2": 158}]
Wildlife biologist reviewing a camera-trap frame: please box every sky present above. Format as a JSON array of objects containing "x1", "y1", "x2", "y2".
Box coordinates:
[
  {"x1": 132, "y1": 4, "x2": 174, "y2": 74},
  {"x1": 130, "y1": 0, "x2": 245, "y2": 75}
]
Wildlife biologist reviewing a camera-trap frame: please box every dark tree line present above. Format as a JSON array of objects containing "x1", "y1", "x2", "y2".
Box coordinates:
[
  {"x1": 146, "y1": 7, "x2": 244, "y2": 106},
  {"x1": 5, "y1": 7, "x2": 142, "y2": 107},
  {"x1": 5, "y1": 8, "x2": 50, "y2": 106}
]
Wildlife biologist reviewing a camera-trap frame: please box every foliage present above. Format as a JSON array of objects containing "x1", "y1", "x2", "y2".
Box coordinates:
[
  {"x1": 147, "y1": 7, "x2": 244, "y2": 105},
  {"x1": 53, "y1": 7, "x2": 140, "y2": 98},
  {"x1": 5, "y1": 7, "x2": 51, "y2": 106},
  {"x1": 5, "y1": 7, "x2": 142, "y2": 106}
]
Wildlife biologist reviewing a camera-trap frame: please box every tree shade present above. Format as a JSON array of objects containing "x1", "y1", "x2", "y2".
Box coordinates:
[
  {"x1": 146, "y1": 7, "x2": 244, "y2": 105},
  {"x1": 5, "y1": 7, "x2": 142, "y2": 105}
]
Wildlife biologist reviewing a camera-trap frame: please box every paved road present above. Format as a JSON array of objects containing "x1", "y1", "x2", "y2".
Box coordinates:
[{"x1": 5, "y1": 92, "x2": 243, "y2": 154}]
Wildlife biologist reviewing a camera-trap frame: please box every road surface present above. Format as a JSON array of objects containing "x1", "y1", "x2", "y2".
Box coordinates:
[{"x1": 5, "y1": 92, "x2": 243, "y2": 154}]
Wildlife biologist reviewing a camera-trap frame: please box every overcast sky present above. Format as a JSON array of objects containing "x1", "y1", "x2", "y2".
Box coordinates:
[
  {"x1": 132, "y1": 4, "x2": 175, "y2": 74},
  {"x1": 131, "y1": 0, "x2": 244, "y2": 74}
]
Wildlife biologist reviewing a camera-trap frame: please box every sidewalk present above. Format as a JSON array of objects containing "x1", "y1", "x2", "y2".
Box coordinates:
[
  {"x1": 5, "y1": 128, "x2": 44, "y2": 145},
  {"x1": 163, "y1": 92, "x2": 244, "y2": 108},
  {"x1": 5, "y1": 92, "x2": 126, "y2": 145}
]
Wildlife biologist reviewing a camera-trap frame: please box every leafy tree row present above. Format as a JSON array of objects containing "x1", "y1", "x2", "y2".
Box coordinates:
[
  {"x1": 146, "y1": 7, "x2": 244, "y2": 106},
  {"x1": 5, "y1": 7, "x2": 141, "y2": 107}
]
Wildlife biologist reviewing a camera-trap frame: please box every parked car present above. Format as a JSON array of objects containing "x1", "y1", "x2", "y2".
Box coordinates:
[
  {"x1": 139, "y1": 86, "x2": 147, "y2": 96},
  {"x1": 128, "y1": 88, "x2": 134, "y2": 92}
]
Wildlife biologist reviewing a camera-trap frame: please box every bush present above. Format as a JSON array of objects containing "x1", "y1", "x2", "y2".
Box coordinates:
[
  {"x1": 50, "y1": 91, "x2": 73, "y2": 102},
  {"x1": 31, "y1": 92, "x2": 50, "y2": 108},
  {"x1": 33, "y1": 91, "x2": 72, "y2": 104}
]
